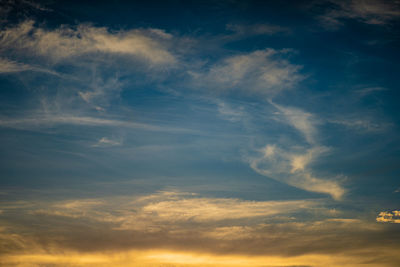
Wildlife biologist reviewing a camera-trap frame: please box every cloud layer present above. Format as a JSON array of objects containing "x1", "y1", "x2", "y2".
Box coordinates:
[{"x1": 0, "y1": 191, "x2": 399, "y2": 266}]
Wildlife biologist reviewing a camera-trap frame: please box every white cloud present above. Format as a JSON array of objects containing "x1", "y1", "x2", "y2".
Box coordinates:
[
  {"x1": 92, "y1": 137, "x2": 122, "y2": 147},
  {"x1": 0, "y1": 20, "x2": 176, "y2": 65},
  {"x1": 189, "y1": 49, "x2": 303, "y2": 95}
]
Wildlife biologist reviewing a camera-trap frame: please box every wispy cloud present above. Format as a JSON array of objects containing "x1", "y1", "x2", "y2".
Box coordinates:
[
  {"x1": 0, "y1": 20, "x2": 176, "y2": 65},
  {"x1": 0, "y1": 57, "x2": 31, "y2": 73},
  {"x1": 140, "y1": 195, "x2": 315, "y2": 223},
  {"x1": 355, "y1": 86, "x2": 387, "y2": 97},
  {"x1": 319, "y1": 0, "x2": 400, "y2": 28},
  {"x1": 92, "y1": 137, "x2": 122, "y2": 147},
  {"x1": 0, "y1": 20, "x2": 182, "y2": 133},
  {"x1": 217, "y1": 101, "x2": 245, "y2": 122},
  {"x1": 247, "y1": 101, "x2": 346, "y2": 200},
  {"x1": 329, "y1": 118, "x2": 391, "y2": 133},
  {"x1": 77, "y1": 74, "x2": 123, "y2": 111},
  {"x1": 29, "y1": 191, "x2": 318, "y2": 226},
  {"x1": 270, "y1": 101, "x2": 318, "y2": 145},
  {"x1": 0, "y1": 0, "x2": 51, "y2": 24},
  {"x1": 249, "y1": 144, "x2": 345, "y2": 200},
  {"x1": 189, "y1": 49, "x2": 303, "y2": 96},
  {"x1": 0, "y1": 115, "x2": 198, "y2": 134},
  {"x1": 0, "y1": 57, "x2": 59, "y2": 75},
  {"x1": 225, "y1": 23, "x2": 289, "y2": 39}
]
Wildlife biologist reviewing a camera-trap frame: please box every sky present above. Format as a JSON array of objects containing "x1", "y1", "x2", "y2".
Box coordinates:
[{"x1": 0, "y1": 0, "x2": 400, "y2": 266}]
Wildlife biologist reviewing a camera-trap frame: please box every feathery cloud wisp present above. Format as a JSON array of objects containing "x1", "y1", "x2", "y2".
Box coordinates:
[
  {"x1": 189, "y1": 49, "x2": 303, "y2": 95},
  {"x1": 249, "y1": 144, "x2": 345, "y2": 200},
  {"x1": 247, "y1": 102, "x2": 346, "y2": 200},
  {"x1": 0, "y1": 21, "x2": 176, "y2": 65}
]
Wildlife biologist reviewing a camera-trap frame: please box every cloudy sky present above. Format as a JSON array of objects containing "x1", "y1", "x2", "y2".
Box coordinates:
[{"x1": 0, "y1": 0, "x2": 400, "y2": 266}]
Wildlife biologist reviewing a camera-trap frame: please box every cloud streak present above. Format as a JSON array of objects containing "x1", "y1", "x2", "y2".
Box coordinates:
[
  {"x1": 29, "y1": 191, "x2": 319, "y2": 227},
  {"x1": 0, "y1": 20, "x2": 176, "y2": 65},
  {"x1": 0, "y1": 115, "x2": 199, "y2": 134},
  {"x1": 0, "y1": 57, "x2": 60, "y2": 75},
  {"x1": 0, "y1": 57, "x2": 31, "y2": 73}
]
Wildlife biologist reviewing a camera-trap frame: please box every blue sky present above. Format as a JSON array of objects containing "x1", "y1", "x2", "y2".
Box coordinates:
[{"x1": 0, "y1": 0, "x2": 400, "y2": 266}]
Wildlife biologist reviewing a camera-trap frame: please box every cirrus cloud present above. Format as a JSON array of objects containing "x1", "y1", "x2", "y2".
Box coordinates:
[{"x1": 0, "y1": 20, "x2": 176, "y2": 65}]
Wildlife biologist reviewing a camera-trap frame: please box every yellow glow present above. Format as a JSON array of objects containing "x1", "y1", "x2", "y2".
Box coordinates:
[{"x1": 2, "y1": 249, "x2": 396, "y2": 267}]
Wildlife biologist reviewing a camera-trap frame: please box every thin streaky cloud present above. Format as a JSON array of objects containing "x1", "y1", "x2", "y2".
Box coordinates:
[
  {"x1": 329, "y1": 118, "x2": 391, "y2": 133},
  {"x1": 0, "y1": 57, "x2": 31, "y2": 73},
  {"x1": 0, "y1": 115, "x2": 200, "y2": 134},
  {"x1": 0, "y1": 57, "x2": 60, "y2": 76},
  {"x1": 355, "y1": 86, "x2": 387, "y2": 96}
]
